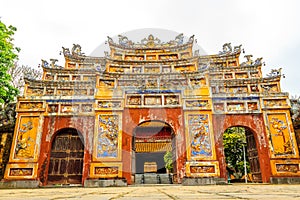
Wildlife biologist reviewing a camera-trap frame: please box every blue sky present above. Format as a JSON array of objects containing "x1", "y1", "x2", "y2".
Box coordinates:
[{"x1": 1, "y1": 0, "x2": 300, "y2": 96}]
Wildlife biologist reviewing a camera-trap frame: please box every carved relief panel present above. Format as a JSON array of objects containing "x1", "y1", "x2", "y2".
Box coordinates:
[
  {"x1": 186, "y1": 100, "x2": 210, "y2": 109},
  {"x1": 213, "y1": 103, "x2": 224, "y2": 113},
  {"x1": 227, "y1": 102, "x2": 246, "y2": 112},
  {"x1": 97, "y1": 100, "x2": 122, "y2": 109},
  {"x1": 165, "y1": 95, "x2": 180, "y2": 106},
  {"x1": 12, "y1": 116, "x2": 41, "y2": 161},
  {"x1": 186, "y1": 114, "x2": 214, "y2": 160},
  {"x1": 93, "y1": 114, "x2": 122, "y2": 161},
  {"x1": 185, "y1": 161, "x2": 220, "y2": 177},
  {"x1": 45, "y1": 74, "x2": 54, "y2": 80},
  {"x1": 267, "y1": 113, "x2": 295, "y2": 156},
  {"x1": 144, "y1": 96, "x2": 162, "y2": 106},
  {"x1": 89, "y1": 163, "x2": 122, "y2": 178},
  {"x1": 5, "y1": 163, "x2": 38, "y2": 179},
  {"x1": 247, "y1": 102, "x2": 259, "y2": 111},
  {"x1": 263, "y1": 99, "x2": 288, "y2": 108},
  {"x1": 18, "y1": 102, "x2": 43, "y2": 110},
  {"x1": 26, "y1": 87, "x2": 43, "y2": 96},
  {"x1": 190, "y1": 78, "x2": 207, "y2": 87},
  {"x1": 127, "y1": 95, "x2": 142, "y2": 106}
]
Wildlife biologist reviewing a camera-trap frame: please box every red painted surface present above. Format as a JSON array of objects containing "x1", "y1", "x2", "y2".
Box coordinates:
[
  {"x1": 37, "y1": 116, "x2": 94, "y2": 186},
  {"x1": 213, "y1": 114, "x2": 271, "y2": 183},
  {"x1": 38, "y1": 112, "x2": 272, "y2": 185},
  {"x1": 122, "y1": 108, "x2": 186, "y2": 184}
]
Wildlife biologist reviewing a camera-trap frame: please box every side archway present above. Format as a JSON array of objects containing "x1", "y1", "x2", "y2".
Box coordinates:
[
  {"x1": 213, "y1": 114, "x2": 271, "y2": 183},
  {"x1": 223, "y1": 126, "x2": 262, "y2": 182},
  {"x1": 47, "y1": 128, "x2": 84, "y2": 185}
]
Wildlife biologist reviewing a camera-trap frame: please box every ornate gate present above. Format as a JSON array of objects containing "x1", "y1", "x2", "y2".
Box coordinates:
[
  {"x1": 246, "y1": 129, "x2": 262, "y2": 182},
  {"x1": 47, "y1": 128, "x2": 84, "y2": 185}
]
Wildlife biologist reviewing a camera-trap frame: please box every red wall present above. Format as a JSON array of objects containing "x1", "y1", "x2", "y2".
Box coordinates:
[
  {"x1": 212, "y1": 114, "x2": 271, "y2": 183},
  {"x1": 38, "y1": 112, "x2": 271, "y2": 185}
]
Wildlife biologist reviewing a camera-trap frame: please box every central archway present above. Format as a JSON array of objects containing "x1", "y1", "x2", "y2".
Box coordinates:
[{"x1": 132, "y1": 120, "x2": 176, "y2": 182}]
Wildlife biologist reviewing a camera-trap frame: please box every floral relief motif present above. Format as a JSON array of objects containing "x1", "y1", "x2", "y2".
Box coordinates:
[
  {"x1": 276, "y1": 164, "x2": 299, "y2": 173},
  {"x1": 98, "y1": 101, "x2": 122, "y2": 108},
  {"x1": 188, "y1": 114, "x2": 212, "y2": 157},
  {"x1": 165, "y1": 96, "x2": 179, "y2": 105},
  {"x1": 95, "y1": 167, "x2": 118, "y2": 175},
  {"x1": 9, "y1": 168, "x2": 33, "y2": 176},
  {"x1": 97, "y1": 115, "x2": 119, "y2": 158},
  {"x1": 19, "y1": 102, "x2": 43, "y2": 110},
  {"x1": 269, "y1": 116, "x2": 293, "y2": 155},
  {"x1": 127, "y1": 96, "x2": 141, "y2": 105},
  {"x1": 190, "y1": 165, "x2": 215, "y2": 173},
  {"x1": 14, "y1": 117, "x2": 39, "y2": 159},
  {"x1": 186, "y1": 100, "x2": 209, "y2": 108}
]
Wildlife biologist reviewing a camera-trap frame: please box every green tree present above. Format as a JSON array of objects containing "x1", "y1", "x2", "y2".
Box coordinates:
[
  {"x1": 223, "y1": 127, "x2": 249, "y2": 179},
  {"x1": 164, "y1": 151, "x2": 173, "y2": 173},
  {"x1": 0, "y1": 20, "x2": 20, "y2": 104}
]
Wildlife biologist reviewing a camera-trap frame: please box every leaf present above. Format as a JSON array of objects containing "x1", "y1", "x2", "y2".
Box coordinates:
[{"x1": 0, "y1": 20, "x2": 20, "y2": 103}]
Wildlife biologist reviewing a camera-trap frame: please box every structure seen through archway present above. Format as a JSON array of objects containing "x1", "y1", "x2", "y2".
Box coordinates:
[
  {"x1": 132, "y1": 120, "x2": 176, "y2": 183},
  {"x1": 223, "y1": 126, "x2": 262, "y2": 183}
]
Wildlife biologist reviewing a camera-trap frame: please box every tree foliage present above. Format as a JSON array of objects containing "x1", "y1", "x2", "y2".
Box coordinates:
[
  {"x1": 0, "y1": 20, "x2": 20, "y2": 104},
  {"x1": 164, "y1": 151, "x2": 173, "y2": 172},
  {"x1": 291, "y1": 97, "x2": 300, "y2": 123},
  {"x1": 223, "y1": 127, "x2": 249, "y2": 179}
]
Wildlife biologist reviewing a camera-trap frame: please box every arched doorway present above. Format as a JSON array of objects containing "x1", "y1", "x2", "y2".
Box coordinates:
[
  {"x1": 47, "y1": 128, "x2": 84, "y2": 185},
  {"x1": 132, "y1": 120, "x2": 176, "y2": 183},
  {"x1": 223, "y1": 126, "x2": 262, "y2": 183}
]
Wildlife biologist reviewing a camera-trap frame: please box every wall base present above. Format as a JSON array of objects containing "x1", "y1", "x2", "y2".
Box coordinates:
[
  {"x1": 84, "y1": 179, "x2": 127, "y2": 187},
  {"x1": 135, "y1": 173, "x2": 173, "y2": 184},
  {"x1": 0, "y1": 180, "x2": 39, "y2": 188},
  {"x1": 270, "y1": 177, "x2": 300, "y2": 184},
  {"x1": 182, "y1": 177, "x2": 227, "y2": 185}
]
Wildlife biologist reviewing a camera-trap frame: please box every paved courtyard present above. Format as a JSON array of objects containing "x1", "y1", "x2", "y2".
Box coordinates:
[{"x1": 0, "y1": 184, "x2": 300, "y2": 200}]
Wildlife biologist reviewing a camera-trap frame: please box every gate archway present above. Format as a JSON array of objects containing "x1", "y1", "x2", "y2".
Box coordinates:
[
  {"x1": 223, "y1": 126, "x2": 262, "y2": 182},
  {"x1": 213, "y1": 114, "x2": 271, "y2": 183},
  {"x1": 132, "y1": 120, "x2": 176, "y2": 176},
  {"x1": 47, "y1": 128, "x2": 84, "y2": 185}
]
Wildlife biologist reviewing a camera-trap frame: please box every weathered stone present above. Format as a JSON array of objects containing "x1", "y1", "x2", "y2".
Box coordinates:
[
  {"x1": 270, "y1": 177, "x2": 300, "y2": 184},
  {"x1": 84, "y1": 179, "x2": 127, "y2": 187},
  {"x1": 0, "y1": 180, "x2": 39, "y2": 188},
  {"x1": 182, "y1": 177, "x2": 227, "y2": 185}
]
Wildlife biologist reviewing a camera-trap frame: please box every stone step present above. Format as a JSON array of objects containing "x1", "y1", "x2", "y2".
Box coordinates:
[
  {"x1": 182, "y1": 177, "x2": 227, "y2": 185},
  {"x1": 135, "y1": 173, "x2": 173, "y2": 184}
]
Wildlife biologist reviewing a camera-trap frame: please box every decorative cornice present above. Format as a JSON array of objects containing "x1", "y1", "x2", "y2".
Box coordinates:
[
  {"x1": 210, "y1": 76, "x2": 281, "y2": 86},
  {"x1": 107, "y1": 34, "x2": 194, "y2": 50},
  {"x1": 106, "y1": 55, "x2": 199, "y2": 64},
  {"x1": 42, "y1": 65, "x2": 96, "y2": 73},
  {"x1": 24, "y1": 78, "x2": 95, "y2": 87}
]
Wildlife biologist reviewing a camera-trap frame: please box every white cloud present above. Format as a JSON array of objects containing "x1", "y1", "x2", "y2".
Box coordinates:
[{"x1": 1, "y1": 0, "x2": 299, "y2": 95}]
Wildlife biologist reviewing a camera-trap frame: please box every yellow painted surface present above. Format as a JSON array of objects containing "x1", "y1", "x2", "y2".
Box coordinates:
[
  {"x1": 10, "y1": 115, "x2": 41, "y2": 161},
  {"x1": 270, "y1": 159, "x2": 300, "y2": 176},
  {"x1": 185, "y1": 161, "x2": 220, "y2": 177},
  {"x1": 89, "y1": 162, "x2": 122, "y2": 178},
  {"x1": 184, "y1": 88, "x2": 209, "y2": 96},
  {"x1": 265, "y1": 111, "x2": 299, "y2": 158},
  {"x1": 4, "y1": 163, "x2": 38, "y2": 179}
]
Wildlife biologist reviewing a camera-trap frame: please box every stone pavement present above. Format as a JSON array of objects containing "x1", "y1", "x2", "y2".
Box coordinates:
[{"x1": 0, "y1": 184, "x2": 300, "y2": 200}]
